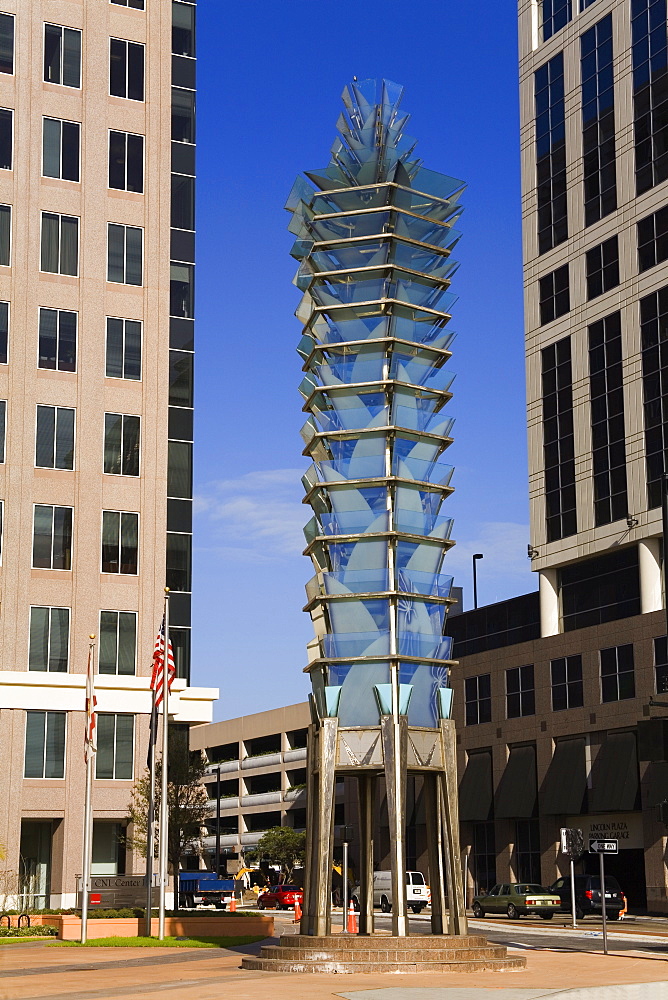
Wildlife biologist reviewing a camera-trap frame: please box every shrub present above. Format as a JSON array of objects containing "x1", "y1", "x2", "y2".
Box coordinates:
[{"x1": 0, "y1": 925, "x2": 57, "y2": 937}]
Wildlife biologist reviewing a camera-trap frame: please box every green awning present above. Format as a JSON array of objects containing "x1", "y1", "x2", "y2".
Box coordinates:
[
  {"x1": 541, "y1": 738, "x2": 586, "y2": 815},
  {"x1": 458, "y1": 750, "x2": 492, "y2": 822},
  {"x1": 590, "y1": 731, "x2": 638, "y2": 813},
  {"x1": 495, "y1": 745, "x2": 536, "y2": 819}
]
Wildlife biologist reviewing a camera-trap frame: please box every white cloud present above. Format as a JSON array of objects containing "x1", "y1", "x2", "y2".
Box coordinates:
[{"x1": 194, "y1": 468, "x2": 307, "y2": 562}]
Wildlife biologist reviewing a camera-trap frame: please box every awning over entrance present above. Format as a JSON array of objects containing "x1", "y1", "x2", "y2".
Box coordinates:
[
  {"x1": 541, "y1": 737, "x2": 586, "y2": 815},
  {"x1": 590, "y1": 731, "x2": 638, "y2": 813},
  {"x1": 459, "y1": 750, "x2": 492, "y2": 822},
  {"x1": 495, "y1": 744, "x2": 536, "y2": 818}
]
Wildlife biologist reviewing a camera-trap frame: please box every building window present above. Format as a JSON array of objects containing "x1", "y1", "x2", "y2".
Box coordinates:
[
  {"x1": 581, "y1": 14, "x2": 616, "y2": 225},
  {"x1": 472, "y1": 821, "x2": 496, "y2": 895},
  {"x1": 43, "y1": 118, "x2": 80, "y2": 182},
  {"x1": 38, "y1": 308, "x2": 77, "y2": 372},
  {"x1": 541, "y1": 0, "x2": 571, "y2": 41},
  {"x1": 24, "y1": 711, "x2": 66, "y2": 778},
  {"x1": 171, "y1": 175, "x2": 194, "y2": 231},
  {"x1": 41, "y1": 212, "x2": 78, "y2": 276},
  {"x1": 96, "y1": 714, "x2": 134, "y2": 780},
  {"x1": 506, "y1": 665, "x2": 535, "y2": 719},
  {"x1": 0, "y1": 107, "x2": 11, "y2": 170},
  {"x1": 640, "y1": 286, "x2": 668, "y2": 508},
  {"x1": 654, "y1": 636, "x2": 668, "y2": 694},
  {"x1": 515, "y1": 819, "x2": 541, "y2": 884},
  {"x1": 109, "y1": 38, "x2": 144, "y2": 101},
  {"x1": 0, "y1": 299, "x2": 8, "y2": 364},
  {"x1": 35, "y1": 405, "x2": 75, "y2": 471},
  {"x1": 104, "y1": 413, "x2": 140, "y2": 477},
  {"x1": 32, "y1": 505, "x2": 73, "y2": 570},
  {"x1": 638, "y1": 205, "x2": 668, "y2": 272},
  {"x1": 632, "y1": 0, "x2": 668, "y2": 194},
  {"x1": 539, "y1": 264, "x2": 569, "y2": 326},
  {"x1": 170, "y1": 262, "x2": 194, "y2": 318},
  {"x1": 0, "y1": 398, "x2": 5, "y2": 463},
  {"x1": 44, "y1": 24, "x2": 81, "y2": 89},
  {"x1": 99, "y1": 611, "x2": 137, "y2": 675},
  {"x1": 108, "y1": 130, "x2": 144, "y2": 193},
  {"x1": 102, "y1": 510, "x2": 138, "y2": 575},
  {"x1": 0, "y1": 13, "x2": 14, "y2": 74},
  {"x1": 0, "y1": 498, "x2": 4, "y2": 561},
  {"x1": 111, "y1": 0, "x2": 145, "y2": 7},
  {"x1": 169, "y1": 350, "x2": 194, "y2": 406},
  {"x1": 173, "y1": 2, "x2": 195, "y2": 56},
  {"x1": 166, "y1": 532, "x2": 191, "y2": 591},
  {"x1": 465, "y1": 674, "x2": 492, "y2": 726},
  {"x1": 172, "y1": 87, "x2": 195, "y2": 143},
  {"x1": 106, "y1": 317, "x2": 141, "y2": 380},
  {"x1": 561, "y1": 547, "x2": 640, "y2": 631},
  {"x1": 167, "y1": 440, "x2": 192, "y2": 497},
  {"x1": 29, "y1": 607, "x2": 70, "y2": 672},
  {"x1": 535, "y1": 53, "x2": 567, "y2": 254},
  {"x1": 585, "y1": 236, "x2": 619, "y2": 300},
  {"x1": 107, "y1": 223, "x2": 143, "y2": 285},
  {"x1": 551, "y1": 655, "x2": 583, "y2": 710},
  {"x1": 542, "y1": 336, "x2": 576, "y2": 541},
  {"x1": 170, "y1": 627, "x2": 191, "y2": 681},
  {"x1": 600, "y1": 643, "x2": 635, "y2": 702},
  {"x1": 589, "y1": 312, "x2": 627, "y2": 526},
  {"x1": 0, "y1": 203, "x2": 10, "y2": 266}
]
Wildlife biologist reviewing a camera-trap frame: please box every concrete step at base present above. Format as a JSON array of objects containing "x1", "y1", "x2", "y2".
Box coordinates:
[
  {"x1": 280, "y1": 933, "x2": 491, "y2": 950},
  {"x1": 261, "y1": 944, "x2": 511, "y2": 963},
  {"x1": 240, "y1": 955, "x2": 527, "y2": 974}
]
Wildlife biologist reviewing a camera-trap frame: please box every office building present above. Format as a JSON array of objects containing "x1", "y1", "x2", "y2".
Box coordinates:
[{"x1": 0, "y1": 1, "x2": 215, "y2": 910}]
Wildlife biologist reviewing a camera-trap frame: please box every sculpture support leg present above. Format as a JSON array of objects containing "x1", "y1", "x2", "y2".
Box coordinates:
[
  {"x1": 314, "y1": 718, "x2": 338, "y2": 936},
  {"x1": 301, "y1": 723, "x2": 318, "y2": 935},
  {"x1": 381, "y1": 714, "x2": 408, "y2": 936},
  {"x1": 357, "y1": 773, "x2": 375, "y2": 936},
  {"x1": 440, "y1": 719, "x2": 468, "y2": 935},
  {"x1": 424, "y1": 772, "x2": 446, "y2": 935}
]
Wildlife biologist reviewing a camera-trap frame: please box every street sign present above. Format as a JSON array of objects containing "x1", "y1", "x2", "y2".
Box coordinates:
[
  {"x1": 560, "y1": 827, "x2": 584, "y2": 859},
  {"x1": 589, "y1": 839, "x2": 618, "y2": 854},
  {"x1": 76, "y1": 874, "x2": 160, "y2": 908}
]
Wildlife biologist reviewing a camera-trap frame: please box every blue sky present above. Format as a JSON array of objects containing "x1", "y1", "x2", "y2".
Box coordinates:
[{"x1": 192, "y1": 1, "x2": 536, "y2": 719}]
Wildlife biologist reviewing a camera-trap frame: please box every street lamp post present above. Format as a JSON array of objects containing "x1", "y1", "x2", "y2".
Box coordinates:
[{"x1": 472, "y1": 553, "x2": 484, "y2": 610}]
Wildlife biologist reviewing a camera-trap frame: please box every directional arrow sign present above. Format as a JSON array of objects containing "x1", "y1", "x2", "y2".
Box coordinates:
[{"x1": 589, "y1": 839, "x2": 618, "y2": 854}]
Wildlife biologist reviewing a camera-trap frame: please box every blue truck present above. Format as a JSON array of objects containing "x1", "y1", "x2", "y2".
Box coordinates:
[{"x1": 179, "y1": 872, "x2": 238, "y2": 909}]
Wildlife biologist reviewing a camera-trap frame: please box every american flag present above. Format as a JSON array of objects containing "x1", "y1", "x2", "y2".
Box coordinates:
[
  {"x1": 84, "y1": 643, "x2": 97, "y2": 762},
  {"x1": 151, "y1": 616, "x2": 175, "y2": 708}
]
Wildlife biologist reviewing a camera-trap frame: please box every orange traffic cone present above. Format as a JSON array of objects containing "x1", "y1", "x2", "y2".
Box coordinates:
[
  {"x1": 228, "y1": 896, "x2": 237, "y2": 912},
  {"x1": 347, "y1": 900, "x2": 358, "y2": 934},
  {"x1": 294, "y1": 900, "x2": 302, "y2": 923}
]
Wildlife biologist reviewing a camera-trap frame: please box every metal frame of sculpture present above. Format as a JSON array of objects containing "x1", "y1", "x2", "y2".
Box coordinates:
[{"x1": 286, "y1": 78, "x2": 467, "y2": 938}]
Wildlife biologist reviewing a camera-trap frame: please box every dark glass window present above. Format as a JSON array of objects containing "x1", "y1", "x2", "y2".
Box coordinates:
[
  {"x1": 172, "y1": 87, "x2": 195, "y2": 143},
  {"x1": 24, "y1": 711, "x2": 65, "y2": 778},
  {"x1": 654, "y1": 636, "x2": 668, "y2": 693},
  {"x1": 542, "y1": 336, "x2": 576, "y2": 541},
  {"x1": 171, "y1": 175, "x2": 195, "y2": 230},
  {"x1": 173, "y1": 2, "x2": 195, "y2": 56},
  {"x1": 0, "y1": 398, "x2": 6, "y2": 463},
  {"x1": 109, "y1": 131, "x2": 144, "y2": 193},
  {"x1": 541, "y1": 0, "x2": 572, "y2": 41},
  {"x1": 560, "y1": 546, "x2": 640, "y2": 631},
  {"x1": 581, "y1": 15, "x2": 616, "y2": 225},
  {"x1": 586, "y1": 236, "x2": 619, "y2": 300},
  {"x1": 166, "y1": 532, "x2": 192, "y2": 592},
  {"x1": 632, "y1": 0, "x2": 668, "y2": 194},
  {"x1": 640, "y1": 286, "x2": 668, "y2": 508},
  {"x1": 588, "y1": 312, "x2": 627, "y2": 525},
  {"x1": 107, "y1": 223, "x2": 143, "y2": 285},
  {"x1": 38, "y1": 308, "x2": 77, "y2": 372},
  {"x1": 0, "y1": 300, "x2": 9, "y2": 364},
  {"x1": 551, "y1": 655, "x2": 583, "y2": 710},
  {"x1": 0, "y1": 13, "x2": 14, "y2": 74},
  {"x1": 29, "y1": 607, "x2": 70, "y2": 672},
  {"x1": 99, "y1": 611, "x2": 137, "y2": 676},
  {"x1": 472, "y1": 821, "x2": 496, "y2": 895},
  {"x1": 170, "y1": 626, "x2": 191, "y2": 681},
  {"x1": 0, "y1": 203, "x2": 9, "y2": 266},
  {"x1": 0, "y1": 108, "x2": 11, "y2": 170},
  {"x1": 170, "y1": 262, "x2": 194, "y2": 317},
  {"x1": 110, "y1": 38, "x2": 144, "y2": 101},
  {"x1": 169, "y1": 350, "x2": 194, "y2": 407},
  {"x1": 638, "y1": 205, "x2": 668, "y2": 272},
  {"x1": 43, "y1": 118, "x2": 80, "y2": 182},
  {"x1": 506, "y1": 665, "x2": 535, "y2": 719},
  {"x1": 600, "y1": 643, "x2": 635, "y2": 702},
  {"x1": 111, "y1": 0, "x2": 145, "y2": 7},
  {"x1": 106, "y1": 318, "x2": 141, "y2": 380},
  {"x1": 515, "y1": 819, "x2": 541, "y2": 884},
  {"x1": 104, "y1": 413, "x2": 140, "y2": 476},
  {"x1": 102, "y1": 510, "x2": 138, "y2": 575},
  {"x1": 539, "y1": 264, "x2": 570, "y2": 325},
  {"x1": 32, "y1": 505, "x2": 73, "y2": 570},
  {"x1": 581, "y1": 0, "x2": 600, "y2": 7},
  {"x1": 96, "y1": 714, "x2": 134, "y2": 779},
  {"x1": 167, "y1": 440, "x2": 192, "y2": 498},
  {"x1": 535, "y1": 53, "x2": 567, "y2": 254},
  {"x1": 35, "y1": 405, "x2": 75, "y2": 471},
  {"x1": 41, "y1": 212, "x2": 78, "y2": 275},
  {"x1": 465, "y1": 674, "x2": 492, "y2": 726},
  {"x1": 44, "y1": 24, "x2": 81, "y2": 88}
]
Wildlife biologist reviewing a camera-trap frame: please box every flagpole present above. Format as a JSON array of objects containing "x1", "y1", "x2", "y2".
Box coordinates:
[
  {"x1": 144, "y1": 694, "x2": 157, "y2": 937},
  {"x1": 158, "y1": 589, "x2": 170, "y2": 941},
  {"x1": 81, "y1": 635, "x2": 97, "y2": 945}
]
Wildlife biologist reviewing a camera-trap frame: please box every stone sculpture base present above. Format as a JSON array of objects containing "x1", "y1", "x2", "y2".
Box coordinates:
[{"x1": 240, "y1": 933, "x2": 526, "y2": 974}]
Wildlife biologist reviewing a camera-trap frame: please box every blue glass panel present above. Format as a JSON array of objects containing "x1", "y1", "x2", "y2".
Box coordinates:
[
  {"x1": 328, "y1": 661, "x2": 390, "y2": 726},
  {"x1": 397, "y1": 632, "x2": 453, "y2": 660},
  {"x1": 323, "y1": 569, "x2": 390, "y2": 594},
  {"x1": 392, "y1": 454, "x2": 454, "y2": 485},
  {"x1": 399, "y1": 662, "x2": 450, "y2": 727},
  {"x1": 322, "y1": 631, "x2": 391, "y2": 658}
]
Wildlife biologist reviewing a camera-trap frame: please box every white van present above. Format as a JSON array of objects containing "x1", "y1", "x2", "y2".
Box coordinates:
[{"x1": 352, "y1": 870, "x2": 429, "y2": 914}]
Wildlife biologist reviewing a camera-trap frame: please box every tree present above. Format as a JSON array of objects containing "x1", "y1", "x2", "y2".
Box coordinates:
[
  {"x1": 248, "y1": 827, "x2": 306, "y2": 883},
  {"x1": 125, "y1": 728, "x2": 210, "y2": 880}
]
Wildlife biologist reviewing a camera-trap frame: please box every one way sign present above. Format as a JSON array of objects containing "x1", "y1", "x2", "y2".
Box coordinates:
[{"x1": 589, "y1": 839, "x2": 618, "y2": 854}]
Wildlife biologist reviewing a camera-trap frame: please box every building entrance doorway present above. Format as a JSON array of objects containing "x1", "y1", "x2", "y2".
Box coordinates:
[
  {"x1": 583, "y1": 848, "x2": 647, "y2": 910},
  {"x1": 19, "y1": 821, "x2": 52, "y2": 910}
]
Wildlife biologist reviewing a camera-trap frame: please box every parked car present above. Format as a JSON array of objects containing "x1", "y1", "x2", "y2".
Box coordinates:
[
  {"x1": 549, "y1": 874, "x2": 623, "y2": 920},
  {"x1": 472, "y1": 883, "x2": 561, "y2": 919},
  {"x1": 257, "y1": 884, "x2": 303, "y2": 910},
  {"x1": 351, "y1": 870, "x2": 430, "y2": 914}
]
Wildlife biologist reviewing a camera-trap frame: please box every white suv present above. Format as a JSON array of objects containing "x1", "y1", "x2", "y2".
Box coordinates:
[{"x1": 352, "y1": 870, "x2": 430, "y2": 914}]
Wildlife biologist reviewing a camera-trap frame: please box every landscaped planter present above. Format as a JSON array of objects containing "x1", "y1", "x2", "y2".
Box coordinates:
[{"x1": 39, "y1": 913, "x2": 274, "y2": 941}]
